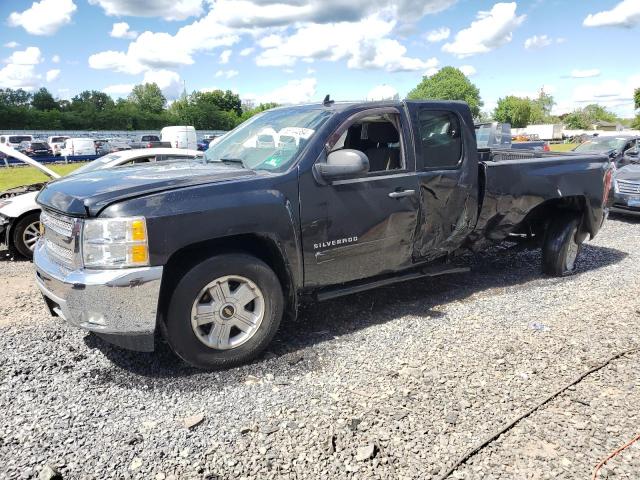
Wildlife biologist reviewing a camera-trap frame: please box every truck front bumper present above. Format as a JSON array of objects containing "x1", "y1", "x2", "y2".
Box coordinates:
[{"x1": 33, "y1": 241, "x2": 163, "y2": 351}]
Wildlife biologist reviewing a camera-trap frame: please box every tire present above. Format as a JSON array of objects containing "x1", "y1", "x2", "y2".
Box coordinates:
[
  {"x1": 542, "y1": 213, "x2": 582, "y2": 277},
  {"x1": 12, "y1": 212, "x2": 41, "y2": 259},
  {"x1": 164, "y1": 253, "x2": 283, "y2": 369}
]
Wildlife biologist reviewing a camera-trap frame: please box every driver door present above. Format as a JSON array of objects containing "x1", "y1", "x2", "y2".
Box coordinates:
[{"x1": 298, "y1": 107, "x2": 420, "y2": 288}]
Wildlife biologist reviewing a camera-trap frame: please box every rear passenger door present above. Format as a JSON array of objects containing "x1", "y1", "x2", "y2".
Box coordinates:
[{"x1": 406, "y1": 102, "x2": 479, "y2": 261}]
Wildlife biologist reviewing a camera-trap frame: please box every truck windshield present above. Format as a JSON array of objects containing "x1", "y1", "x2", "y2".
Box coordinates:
[
  {"x1": 574, "y1": 137, "x2": 628, "y2": 153},
  {"x1": 204, "y1": 107, "x2": 332, "y2": 172}
]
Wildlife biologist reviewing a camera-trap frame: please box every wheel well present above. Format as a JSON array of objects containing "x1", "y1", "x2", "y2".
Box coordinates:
[
  {"x1": 514, "y1": 196, "x2": 587, "y2": 239},
  {"x1": 6, "y1": 209, "x2": 41, "y2": 248},
  {"x1": 157, "y1": 234, "x2": 296, "y2": 329}
]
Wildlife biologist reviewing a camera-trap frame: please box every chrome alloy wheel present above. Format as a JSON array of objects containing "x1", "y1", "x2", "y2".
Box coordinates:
[
  {"x1": 566, "y1": 233, "x2": 579, "y2": 272},
  {"x1": 23, "y1": 220, "x2": 41, "y2": 252},
  {"x1": 190, "y1": 275, "x2": 265, "y2": 350}
]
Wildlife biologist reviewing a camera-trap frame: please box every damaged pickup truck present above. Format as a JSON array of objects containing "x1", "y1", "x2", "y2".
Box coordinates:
[{"x1": 33, "y1": 100, "x2": 613, "y2": 369}]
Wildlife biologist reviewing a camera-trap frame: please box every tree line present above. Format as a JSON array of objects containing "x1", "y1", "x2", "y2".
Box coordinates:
[
  {"x1": 407, "y1": 66, "x2": 639, "y2": 130},
  {"x1": 0, "y1": 83, "x2": 277, "y2": 131},
  {"x1": 1, "y1": 72, "x2": 638, "y2": 131}
]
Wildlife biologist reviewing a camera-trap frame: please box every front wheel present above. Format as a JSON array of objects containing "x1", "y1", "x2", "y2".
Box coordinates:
[
  {"x1": 164, "y1": 254, "x2": 283, "y2": 369},
  {"x1": 542, "y1": 213, "x2": 582, "y2": 276},
  {"x1": 11, "y1": 212, "x2": 41, "y2": 259}
]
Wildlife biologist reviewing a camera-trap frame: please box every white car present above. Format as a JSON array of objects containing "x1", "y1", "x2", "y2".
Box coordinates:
[
  {"x1": 0, "y1": 147, "x2": 203, "y2": 258},
  {"x1": 59, "y1": 138, "x2": 96, "y2": 157}
]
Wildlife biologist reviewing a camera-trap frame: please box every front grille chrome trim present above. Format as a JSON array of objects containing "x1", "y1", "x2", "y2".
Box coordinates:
[
  {"x1": 40, "y1": 210, "x2": 82, "y2": 269},
  {"x1": 617, "y1": 180, "x2": 640, "y2": 195}
]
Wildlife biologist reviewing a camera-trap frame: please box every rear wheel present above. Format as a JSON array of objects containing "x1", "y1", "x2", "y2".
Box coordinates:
[
  {"x1": 542, "y1": 213, "x2": 582, "y2": 276},
  {"x1": 12, "y1": 212, "x2": 41, "y2": 259},
  {"x1": 164, "y1": 254, "x2": 283, "y2": 369}
]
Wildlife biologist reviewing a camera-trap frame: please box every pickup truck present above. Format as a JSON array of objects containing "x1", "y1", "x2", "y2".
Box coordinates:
[
  {"x1": 33, "y1": 100, "x2": 613, "y2": 369},
  {"x1": 128, "y1": 134, "x2": 171, "y2": 149}
]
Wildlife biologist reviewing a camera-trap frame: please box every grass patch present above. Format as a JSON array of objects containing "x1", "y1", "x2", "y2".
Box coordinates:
[
  {"x1": 0, "y1": 163, "x2": 88, "y2": 191},
  {"x1": 549, "y1": 143, "x2": 578, "y2": 152}
]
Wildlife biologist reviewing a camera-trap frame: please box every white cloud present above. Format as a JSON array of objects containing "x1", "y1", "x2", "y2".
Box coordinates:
[
  {"x1": 89, "y1": 12, "x2": 240, "y2": 73},
  {"x1": 245, "y1": 77, "x2": 317, "y2": 104},
  {"x1": 110, "y1": 22, "x2": 138, "y2": 39},
  {"x1": 366, "y1": 84, "x2": 399, "y2": 101},
  {"x1": 88, "y1": 0, "x2": 204, "y2": 21},
  {"x1": 209, "y1": 0, "x2": 456, "y2": 29},
  {"x1": 255, "y1": 14, "x2": 438, "y2": 72},
  {"x1": 239, "y1": 47, "x2": 254, "y2": 56},
  {"x1": 425, "y1": 66, "x2": 440, "y2": 77},
  {"x1": 459, "y1": 65, "x2": 476, "y2": 76},
  {"x1": 583, "y1": 0, "x2": 640, "y2": 28},
  {"x1": 0, "y1": 64, "x2": 41, "y2": 90},
  {"x1": 443, "y1": 2, "x2": 526, "y2": 58},
  {"x1": 51, "y1": 54, "x2": 61, "y2": 63},
  {"x1": 46, "y1": 69, "x2": 60, "y2": 82},
  {"x1": 425, "y1": 27, "x2": 450, "y2": 42},
  {"x1": 571, "y1": 69, "x2": 601, "y2": 79},
  {"x1": 215, "y1": 69, "x2": 239, "y2": 79},
  {"x1": 562, "y1": 74, "x2": 640, "y2": 117},
  {"x1": 219, "y1": 49, "x2": 232, "y2": 64},
  {"x1": 524, "y1": 34, "x2": 552, "y2": 49},
  {"x1": 143, "y1": 69, "x2": 182, "y2": 98},
  {"x1": 7, "y1": 47, "x2": 43, "y2": 65},
  {"x1": 103, "y1": 83, "x2": 135, "y2": 96},
  {"x1": 8, "y1": 0, "x2": 77, "y2": 36},
  {"x1": 4, "y1": 41, "x2": 20, "y2": 49}
]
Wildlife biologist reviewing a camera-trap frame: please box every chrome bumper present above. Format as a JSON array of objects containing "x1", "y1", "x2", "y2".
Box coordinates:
[{"x1": 33, "y1": 241, "x2": 163, "y2": 351}]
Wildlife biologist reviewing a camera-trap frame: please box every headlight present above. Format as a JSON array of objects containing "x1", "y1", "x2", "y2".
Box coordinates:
[
  {"x1": 82, "y1": 216, "x2": 149, "y2": 268},
  {"x1": 613, "y1": 179, "x2": 619, "y2": 193}
]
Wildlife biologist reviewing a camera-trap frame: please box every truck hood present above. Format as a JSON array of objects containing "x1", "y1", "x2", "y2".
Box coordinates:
[
  {"x1": 36, "y1": 160, "x2": 256, "y2": 216},
  {"x1": 616, "y1": 164, "x2": 640, "y2": 181}
]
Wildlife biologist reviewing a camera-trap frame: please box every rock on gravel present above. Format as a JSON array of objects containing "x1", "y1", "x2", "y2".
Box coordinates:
[{"x1": 0, "y1": 216, "x2": 639, "y2": 479}]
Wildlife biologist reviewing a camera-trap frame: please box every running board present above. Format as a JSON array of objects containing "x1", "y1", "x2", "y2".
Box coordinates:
[{"x1": 315, "y1": 265, "x2": 470, "y2": 302}]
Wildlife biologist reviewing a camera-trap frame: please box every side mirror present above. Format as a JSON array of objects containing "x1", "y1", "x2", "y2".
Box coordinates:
[{"x1": 314, "y1": 149, "x2": 369, "y2": 183}]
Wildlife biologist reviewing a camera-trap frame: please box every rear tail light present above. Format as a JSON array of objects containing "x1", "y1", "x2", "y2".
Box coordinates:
[
  {"x1": 543, "y1": 143, "x2": 550, "y2": 152},
  {"x1": 603, "y1": 168, "x2": 613, "y2": 205},
  {"x1": 147, "y1": 143, "x2": 152, "y2": 148}
]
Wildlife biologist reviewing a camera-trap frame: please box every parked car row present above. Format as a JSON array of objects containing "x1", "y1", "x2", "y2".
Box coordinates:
[{"x1": 1, "y1": 126, "x2": 202, "y2": 159}]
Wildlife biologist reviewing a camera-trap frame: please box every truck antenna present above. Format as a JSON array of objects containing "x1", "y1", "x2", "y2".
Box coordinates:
[{"x1": 323, "y1": 94, "x2": 334, "y2": 106}]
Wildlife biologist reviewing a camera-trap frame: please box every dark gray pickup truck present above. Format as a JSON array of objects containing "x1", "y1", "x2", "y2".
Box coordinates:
[
  {"x1": 33, "y1": 100, "x2": 613, "y2": 369},
  {"x1": 128, "y1": 134, "x2": 171, "y2": 149}
]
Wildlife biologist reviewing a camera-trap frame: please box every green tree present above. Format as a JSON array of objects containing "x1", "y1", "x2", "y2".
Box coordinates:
[
  {"x1": 635, "y1": 88, "x2": 640, "y2": 110},
  {"x1": 31, "y1": 87, "x2": 59, "y2": 111},
  {"x1": 0, "y1": 88, "x2": 32, "y2": 107},
  {"x1": 407, "y1": 66, "x2": 483, "y2": 118},
  {"x1": 128, "y1": 82, "x2": 166, "y2": 114},
  {"x1": 71, "y1": 90, "x2": 115, "y2": 112},
  {"x1": 493, "y1": 96, "x2": 532, "y2": 128},
  {"x1": 563, "y1": 104, "x2": 619, "y2": 129}
]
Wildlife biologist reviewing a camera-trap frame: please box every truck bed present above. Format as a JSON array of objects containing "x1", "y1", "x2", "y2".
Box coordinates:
[{"x1": 470, "y1": 150, "x2": 610, "y2": 247}]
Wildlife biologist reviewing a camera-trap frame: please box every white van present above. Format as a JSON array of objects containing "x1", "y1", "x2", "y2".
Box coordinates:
[
  {"x1": 60, "y1": 138, "x2": 96, "y2": 157},
  {"x1": 161, "y1": 126, "x2": 197, "y2": 150},
  {"x1": 1, "y1": 134, "x2": 33, "y2": 150},
  {"x1": 47, "y1": 135, "x2": 70, "y2": 156}
]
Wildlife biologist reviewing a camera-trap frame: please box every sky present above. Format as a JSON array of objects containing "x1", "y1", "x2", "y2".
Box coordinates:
[{"x1": 1, "y1": 0, "x2": 639, "y2": 117}]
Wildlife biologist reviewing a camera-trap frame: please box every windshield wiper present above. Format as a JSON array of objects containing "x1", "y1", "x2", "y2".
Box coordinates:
[{"x1": 217, "y1": 158, "x2": 246, "y2": 168}]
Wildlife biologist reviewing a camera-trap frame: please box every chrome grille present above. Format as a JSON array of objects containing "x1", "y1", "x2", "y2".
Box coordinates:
[
  {"x1": 617, "y1": 180, "x2": 640, "y2": 195},
  {"x1": 41, "y1": 210, "x2": 80, "y2": 267},
  {"x1": 44, "y1": 238, "x2": 74, "y2": 263},
  {"x1": 41, "y1": 211, "x2": 74, "y2": 237}
]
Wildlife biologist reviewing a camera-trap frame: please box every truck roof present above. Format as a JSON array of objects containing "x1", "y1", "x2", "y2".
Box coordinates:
[{"x1": 270, "y1": 99, "x2": 470, "y2": 113}]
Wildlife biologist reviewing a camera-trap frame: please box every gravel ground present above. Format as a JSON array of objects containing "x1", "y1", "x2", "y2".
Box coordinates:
[{"x1": 0, "y1": 215, "x2": 639, "y2": 480}]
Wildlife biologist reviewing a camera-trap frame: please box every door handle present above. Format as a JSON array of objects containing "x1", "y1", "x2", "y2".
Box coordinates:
[{"x1": 388, "y1": 189, "x2": 416, "y2": 199}]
